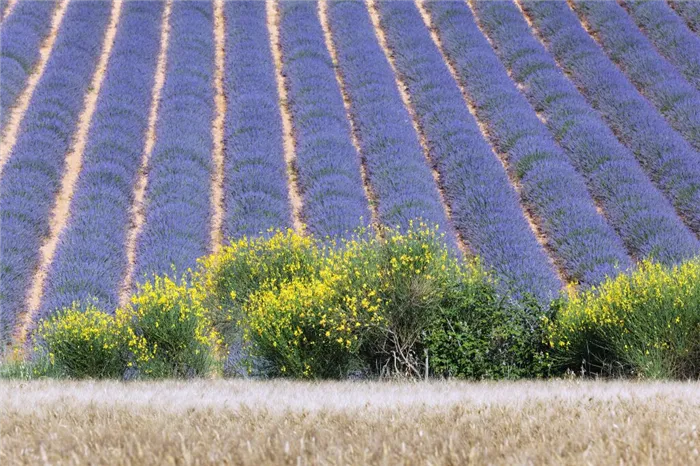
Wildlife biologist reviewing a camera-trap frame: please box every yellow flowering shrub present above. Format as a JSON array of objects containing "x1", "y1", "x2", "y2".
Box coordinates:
[
  {"x1": 240, "y1": 222, "x2": 504, "y2": 379},
  {"x1": 548, "y1": 259, "x2": 700, "y2": 378},
  {"x1": 194, "y1": 229, "x2": 322, "y2": 347},
  {"x1": 36, "y1": 302, "x2": 148, "y2": 379},
  {"x1": 126, "y1": 276, "x2": 221, "y2": 378}
]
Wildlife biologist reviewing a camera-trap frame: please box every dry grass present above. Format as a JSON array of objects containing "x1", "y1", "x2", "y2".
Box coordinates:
[{"x1": 1, "y1": 380, "x2": 699, "y2": 465}]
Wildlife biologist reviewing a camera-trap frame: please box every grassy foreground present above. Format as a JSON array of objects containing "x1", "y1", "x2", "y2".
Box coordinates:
[{"x1": 1, "y1": 380, "x2": 699, "y2": 465}]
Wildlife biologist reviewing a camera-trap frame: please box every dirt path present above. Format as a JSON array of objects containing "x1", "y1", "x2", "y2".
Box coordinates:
[
  {"x1": 0, "y1": 0, "x2": 18, "y2": 23},
  {"x1": 119, "y1": 0, "x2": 172, "y2": 306},
  {"x1": 366, "y1": 0, "x2": 469, "y2": 257},
  {"x1": 17, "y1": 0, "x2": 124, "y2": 344},
  {"x1": 317, "y1": 0, "x2": 380, "y2": 232},
  {"x1": 210, "y1": 0, "x2": 226, "y2": 253},
  {"x1": 266, "y1": 0, "x2": 305, "y2": 234},
  {"x1": 0, "y1": 0, "x2": 69, "y2": 176}
]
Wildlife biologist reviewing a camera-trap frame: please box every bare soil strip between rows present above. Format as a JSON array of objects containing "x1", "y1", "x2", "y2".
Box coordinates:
[
  {"x1": 210, "y1": 0, "x2": 226, "y2": 254},
  {"x1": 17, "y1": 0, "x2": 124, "y2": 345},
  {"x1": 366, "y1": 0, "x2": 470, "y2": 258},
  {"x1": 267, "y1": 0, "x2": 305, "y2": 234},
  {"x1": 416, "y1": 0, "x2": 567, "y2": 284},
  {"x1": 119, "y1": 0, "x2": 172, "y2": 307},
  {"x1": 0, "y1": 0, "x2": 69, "y2": 176},
  {"x1": 317, "y1": 0, "x2": 381, "y2": 232},
  {"x1": 0, "y1": 0, "x2": 18, "y2": 23}
]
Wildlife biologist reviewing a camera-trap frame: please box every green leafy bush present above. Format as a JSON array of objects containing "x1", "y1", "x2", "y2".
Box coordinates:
[
  {"x1": 236, "y1": 222, "x2": 548, "y2": 379},
  {"x1": 547, "y1": 259, "x2": 700, "y2": 378},
  {"x1": 427, "y1": 293, "x2": 553, "y2": 379}
]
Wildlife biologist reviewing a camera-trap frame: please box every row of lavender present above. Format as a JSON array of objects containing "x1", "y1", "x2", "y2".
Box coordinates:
[
  {"x1": 0, "y1": 0, "x2": 56, "y2": 130},
  {"x1": 518, "y1": 1, "x2": 700, "y2": 235},
  {"x1": 222, "y1": 2, "x2": 291, "y2": 238},
  {"x1": 468, "y1": 0, "x2": 699, "y2": 264},
  {"x1": 276, "y1": 1, "x2": 370, "y2": 237},
  {"x1": 132, "y1": 2, "x2": 216, "y2": 281},
  {"x1": 569, "y1": 1, "x2": 700, "y2": 153},
  {"x1": 668, "y1": 0, "x2": 700, "y2": 34},
  {"x1": 324, "y1": 1, "x2": 454, "y2": 243},
  {"x1": 416, "y1": 1, "x2": 632, "y2": 284},
  {"x1": 0, "y1": 1, "x2": 112, "y2": 342},
  {"x1": 622, "y1": 0, "x2": 700, "y2": 92},
  {"x1": 38, "y1": 2, "x2": 164, "y2": 319}
]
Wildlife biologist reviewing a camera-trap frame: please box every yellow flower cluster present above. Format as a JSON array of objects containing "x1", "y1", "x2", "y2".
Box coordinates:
[
  {"x1": 36, "y1": 303, "x2": 150, "y2": 377},
  {"x1": 129, "y1": 276, "x2": 221, "y2": 353}
]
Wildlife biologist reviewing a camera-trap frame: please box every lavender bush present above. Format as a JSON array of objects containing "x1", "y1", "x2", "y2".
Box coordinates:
[
  {"x1": 622, "y1": 0, "x2": 700, "y2": 92},
  {"x1": 38, "y1": 2, "x2": 164, "y2": 319},
  {"x1": 0, "y1": 0, "x2": 56, "y2": 130},
  {"x1": 668, "y1": 0, "x2": 700, "y2": 34},
  {"x1": 278, "y1": 1, "x2": 370, "y2": 238},
  {"x1": 413, "y1": 1, "x2": 631, "y2": 286},
  {"x1": 0, "y1": 2, "x2": 112, "y2": 343},
  {"x1": 222, "y1": 1, "x2": 292, "y2": 239},
  {"x1": 520, "y1": 0, "x2": 700, "y2": 235},
  {"x1": 470, "y1": 0, "x2": 700, "y2": 265},
  {"x1": 326, "y1": 1, "x2": 454, "y2": 244},
  {"x1": 570, "y1": 0, "x2": 700, "y2": 152},
  {"x1": 133, "y1": 2, "x2": 215, "y2": 283},
  {"x1": 338, "y1": 1, "x2": 560, "y2": 301}
]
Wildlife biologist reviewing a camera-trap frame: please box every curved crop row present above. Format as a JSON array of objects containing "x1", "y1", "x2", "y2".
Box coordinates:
[
  {"x1": 520, "y1": 1, "x2": 700, "y2": 236},
  {"x1": 325, "y1": 1, "x2": 454, "y2": 243},
  {"x1": 222, "y1": 1, "x2": 291, "y2": 239},
  {"x1": 470, "y1": 0, "x2": 699, "y2": 265},
  {"x1": 0, "y1": 0, "x2": 56, "y2": 130},
  {"x1": 415, "y1": 1, "x2": 631, "y2": 286},
  {"x1": 668, "y1": 1, "x2": 700, "y2": 34},
  {"x1": 38, "y1": 2, "x2": 164, "y2": 320},
  {"x1": 570, "y1": 0, "x2": 700, "y2": 152},
  {"x1": 347, "y1": 1, "x2": 561, "y2": 300},
  {"x1": 622, "y1": 0, "x2": 700, "y2": 92},
  {"x1": 133, "y1": 2, "x2": 215, "y2": 283},
  {"x1": 0, "y1": 2, "x2": 111, "y2": 342},
  {"x1": 277, "y1": 1, "x2": 370, "y2": 238}
]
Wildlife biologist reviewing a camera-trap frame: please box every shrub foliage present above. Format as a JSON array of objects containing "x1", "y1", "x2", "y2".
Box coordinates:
[{"x1": 548, "y1": 259, "x2": 700, "y2": 378}]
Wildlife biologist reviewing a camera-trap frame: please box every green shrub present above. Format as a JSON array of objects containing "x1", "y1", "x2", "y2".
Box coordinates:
[
  {"x1": 427, "y1": 293, "x2": 553, "y2": 379},
  {"x1": 238, "y1": 222, "x2": 544, "y2": 379},
  {"x1": 547, "y1": 259, "x2": 700, "y2": 379},
  {"x1": 35, "y1": 302, "x2": 147, "y2": 379},
  {"x1": 126, "y1": 276, "x2": 220, "y2": 378}
]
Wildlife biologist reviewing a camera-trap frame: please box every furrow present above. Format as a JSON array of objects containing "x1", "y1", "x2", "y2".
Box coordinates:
[
  {"x1": 266, "y1": 0, "x2": 305, "y2": 234},
  {"x1": 0, "y1": 0, "x2": 68, "y2": 175}
]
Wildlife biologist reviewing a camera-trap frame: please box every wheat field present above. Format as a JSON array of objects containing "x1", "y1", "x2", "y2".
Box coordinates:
[{"x1": 1, "y1": 379, "x2": 699, "y2": 465}]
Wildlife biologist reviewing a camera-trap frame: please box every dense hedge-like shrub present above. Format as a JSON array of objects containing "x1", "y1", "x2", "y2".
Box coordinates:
[
  {"x1": 34, "y1": 278, "x2": 220, "y2": 379},
  {"x1": 230, "y1": 223, "x2": 550, "y2": 379},
  {"x1": 548, "y1": 259, "x2": 700, "y2": 378},
  {"x1": 427, "y1": 294, "x2": 553, "y2": 380}
]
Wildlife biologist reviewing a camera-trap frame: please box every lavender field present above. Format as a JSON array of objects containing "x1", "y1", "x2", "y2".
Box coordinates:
[{"x1": 1, "y1": 0, "x2": 700, "y2": 347}]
